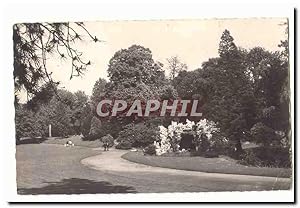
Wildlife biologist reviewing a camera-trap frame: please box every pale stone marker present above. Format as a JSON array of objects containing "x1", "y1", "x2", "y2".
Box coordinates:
[{"x1": 49, "y1": 124, "x2": 52, "y2": 138}]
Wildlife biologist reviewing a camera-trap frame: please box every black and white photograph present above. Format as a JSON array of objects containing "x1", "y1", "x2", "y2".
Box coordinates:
[{"x1": 0, "y1": 2, "x2": 296, "y2": 203}]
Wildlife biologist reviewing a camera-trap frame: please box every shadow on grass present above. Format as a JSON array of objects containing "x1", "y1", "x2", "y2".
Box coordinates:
[{"x1": 17, "y1": 178, "x2": 137, "y2": 194}]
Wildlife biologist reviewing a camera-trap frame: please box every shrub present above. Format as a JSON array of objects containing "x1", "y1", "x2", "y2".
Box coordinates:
[
  {"x1": 239, "y1": 146, "x2": 291, "y2": 168},
  {"x1": 250, "y1": 122, "x2": 279, "y2": 146},
  {"x1": 239, "y1": 150, "x2": 264, "y2": 167},
  {"x1": 143, "y1": 144, "x2": 156, "y2": 155},
  {"x1": 115, "y1": 140, "x2": 132, "y2": 150},
  {"x1": 101, "y1": 134, "x2": 114, "y2": 147},
  {"x1": 155, "y1": 119, "x2": 222, "y2": 156},
  {"x1": 116, "y1": 123, "x2": 159, "y2": 148},
  {"x1": 209, "y1": 133, "x2": 231, "y2": 155}
]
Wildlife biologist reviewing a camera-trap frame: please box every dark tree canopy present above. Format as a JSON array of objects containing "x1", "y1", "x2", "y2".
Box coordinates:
[
  {"x1": 105, "y1": 45, "x2": 177, "y2": 102},
  {"x1": 171, "y1": 28, "x2": 290, "y2": 155},
  {"x1": 107, "y1": 45, "x2": 166, "y2": 89}
]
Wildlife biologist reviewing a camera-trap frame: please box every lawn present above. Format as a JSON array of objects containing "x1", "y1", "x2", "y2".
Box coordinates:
[
  {"x1": 42, "y1": 135, "x2": 103, "y2": 148},
  {"x1": 16, "y1": 144, "x2": 136, "y2": 194},
  {"x1": 122, "y1": 151, "x2": 292, "y2": 178}
]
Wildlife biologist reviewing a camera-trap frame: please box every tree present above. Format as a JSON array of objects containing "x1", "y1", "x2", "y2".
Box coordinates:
[
  {"x1": 80, "y1": 102, "x2": 94, "y2": 137},
  {"x1": 166, "y1": 56, "x2": 188, "y2": 80},
  {"x1": 250, "y1": 122, "x2": 279, "y2": 147},
  {"x1": 13, "y1": 22, "x2": 100, "y2": 101},
  {"x1": 19, "y1": 89, "x2": 80, "y2": 138},
  {"x1": 15, "y1": 105, "x2": 44, "y2": 141},
  {"x1": 245, "y1": 42, "x2": 289, "y2": 147},
  {"x1": 184, "y1": 30, "x2": 255, "y2": 155},
  {"x1": 106, "y1": 45, "x2": 168, "y2": 91},
  {"x1": 89, "y1": 116, "x2": 102, "y2": 135},
  {"x1": 218, "y1": 29, "x2": 238, "y2": 58},
  {"x1": 71, "y1": 91, "x2": 89, "y2": 134},
  {"x1": 25, "y1": 82, "x2": 56, "y2": 111},
  {"x1": 172, "y1": 68, "x2": 211, "y2": 100},
  {"x1": 100, "y1": 45, "x2": 178, "y2": 142},
  {"x1": 91, "y1": 78, "x2": 107, "y2": 105},
  {"x1": 35, "y1": 90, "x2": 75, "y2": 137},
  {"x1": 105, "y1": 44, "x2": 177, "y2": 109},
  {"x1": 207, "y1": 30, "x2": 255, "y2": 154}
]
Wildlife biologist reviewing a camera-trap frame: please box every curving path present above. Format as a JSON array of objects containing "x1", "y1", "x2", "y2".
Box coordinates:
[
  {"x1": 16, "y1": 144, "x2": 291, "y2": 194},
  {"x1": 81, "y1": 149, "x2": 292, "y2": 192}
]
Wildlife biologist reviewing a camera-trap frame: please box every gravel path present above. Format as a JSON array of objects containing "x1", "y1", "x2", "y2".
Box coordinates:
[
  {"x1": 81, "y1": 149, "x2": 291, "y2": 192},
  {"x1": 16, "y1": 144, "x2": 291, "y2": 194}
]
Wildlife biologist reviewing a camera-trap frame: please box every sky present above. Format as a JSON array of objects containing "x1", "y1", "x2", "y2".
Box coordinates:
[{"x1": 19, "y1": 18, "x2": 287, "y2": 102}]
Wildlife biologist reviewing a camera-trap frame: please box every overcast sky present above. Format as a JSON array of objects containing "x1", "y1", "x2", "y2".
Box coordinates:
[{"x1": 19, "y1": 18, "x2": 287, "y2": 102}]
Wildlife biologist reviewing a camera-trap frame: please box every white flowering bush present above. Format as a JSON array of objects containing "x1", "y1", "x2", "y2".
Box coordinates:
[
  {"x1": 154, "y1": 126, "x2": 172, "y2": 155},
  {"x1": 154, "y1": 119, "x2": 223, "y2": 155}
]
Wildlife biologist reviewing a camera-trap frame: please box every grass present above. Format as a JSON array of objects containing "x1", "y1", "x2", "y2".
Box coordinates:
[
  {"x1": 16, "y1": 143, "x2": 291, "y2": 193},
  {"x1": 42, "y1": 135, "x2": 103, "y2": 148},
  {"x1": 16, "y1": 144, "x2": 136, "y2": 194},
  {"x1": 122, "y1": 151, "x2": 292, "y2": 178}
]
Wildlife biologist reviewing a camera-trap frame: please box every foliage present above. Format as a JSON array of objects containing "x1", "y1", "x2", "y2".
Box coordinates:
[
  {"x1": 15, "y1": 105, "x2": 44, "y2": 140},
  {"x1": 218, "y1": 29, "x2": 238, "y2": 58},
  {"x1": 99, "y1": 45, "x2": 178, "y2": 134},
  {"x1": 107, "y1": 45, "x2": 166, "y2": 89},
  {"x1": 15, "y1": 89, "x2": 90, "y2": 139},
  {"x1": 91, "y1": 78, "x2": 107, "y2": 105},
  {"x1": 100, "y1": 134, "x2": 114, "y2": 147},
  {"x1": 105, "y1": 45, "x2": 177, "y2": 110},
  {"x1": 89, "y1": 116, "x2": 102, "y2": 136},
  {"x1": 25, "y1": 83, "x2": 56, "y2": 111},
  {"x1": 172, "y1": 69, "x2": 207, "y2": 100},
  {"x1": 116, "y1": 123, "x2": 159, "y2": 148},
  {"x1": 38, "y1": 91, "x2": 74, "y2": 137},
  {"x1": 250, "y1": 122, "x2": 279, "y2": 146},
  {"x1": 80, "y1": 102, "x2": 94, "y2": 137},
  {"x1": 13, "y1": 22, "x2": 99, "y2": 100},
  {"x1": 143, "y1": 144, "x2": 157, "y2": 155},
  {"x1": 239, "y1": 147, "x2": 291, "y2": 168},
  {"x1": 81, "y1": 133, "x2": 101, "y2": 141},
  {"x1": 154, "y1": 126, "x2": 172, "y2": 156},
  {"x1": 154, "y1": 119, "x2": 222, "y2": 156},
  {"x1": 115, "y1": 140, "x2": 132, "y2": 150},
  {"x1": 71, "y1": 91, "x2": 89, "y2": 134},
  {"x1": 167, "y1": 56, "x2": 188, "y2": 80},
  {"x1": 203, "y1": 30, "x2": 254, "y2": 153},
  {"x1": 171, "y1": 29, "x2": 290, "y2": 155}
]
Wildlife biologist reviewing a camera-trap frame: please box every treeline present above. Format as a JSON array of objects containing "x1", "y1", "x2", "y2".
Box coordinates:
[
  {"x1": 15, "y1": 87, "x2": 90, "y2": 140},
  {"x1": 15, "y1": 29, "x2": 290, "y2": 167},
  {"x1": 172, "y1": 30, "x2": 290, "y2": 154}
]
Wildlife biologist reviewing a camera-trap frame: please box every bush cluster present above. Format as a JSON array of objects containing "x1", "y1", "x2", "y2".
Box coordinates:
[
  {"x1": 116, "y1": 123, "x2": 159, "y2": 148},
  {"x1": 101, "y1": 134, "x2": 114, "y2": 147},
  {"x1": 239, "y1": 146, "x2": 291, "y2": 168},
  {"x1": 115, "y1": 140, "x2": 132, "y2": 150},
  {"x1": 143, "y1": 144, "x2": 156, "y2": 155}
]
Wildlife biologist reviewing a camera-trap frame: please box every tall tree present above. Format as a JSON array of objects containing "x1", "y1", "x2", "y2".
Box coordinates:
[
  {"x1": 102, "y1": 45, "x2": 177, "y2": 133},
  {"x1": 106, "y1": 45, "x2": 177, "y2": 102},
  {"x1": 91, "y1": 78, "x2": 107, "y2": 105},
  {"x1": 246, "y1": 45, "x2": 289, "y2": 146},
  {"x1": 199, "y1": 30, "x2": 256, "y2": 155}
]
